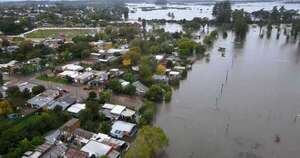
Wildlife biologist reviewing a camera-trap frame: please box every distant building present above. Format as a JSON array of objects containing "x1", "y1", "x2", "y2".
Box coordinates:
[{"x1": 155, "y1": 0, "x2": 167, "y2": 5}]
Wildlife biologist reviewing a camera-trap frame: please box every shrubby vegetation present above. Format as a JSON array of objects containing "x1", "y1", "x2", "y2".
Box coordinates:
[
  {"x1": 0, "y1": 111, "x2": 69, "y2": 158},
  {"x1": 124, "y1": 126, "x2": 169, "y2": 158}
]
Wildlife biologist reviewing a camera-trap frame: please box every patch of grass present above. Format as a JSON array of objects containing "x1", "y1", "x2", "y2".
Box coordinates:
[
  {"x1": 25, "y1": 29, "x2": 98, "y2": 39},
  {"x1": 36, "y1": 74, "x2": 69, "y2": 84}
]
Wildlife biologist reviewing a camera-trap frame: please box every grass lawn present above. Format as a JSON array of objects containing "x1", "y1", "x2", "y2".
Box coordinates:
[
  {"x1": 25, "y1": 28, "x2": 98, "y2": 39},
  {"x1": 36, "y1": 74, "x2": 69, "y2": 84}
]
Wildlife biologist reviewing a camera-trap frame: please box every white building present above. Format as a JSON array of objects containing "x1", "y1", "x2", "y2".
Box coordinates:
[
  {"x1": 110, "y1": 121, "x2": 136, "y2": 139},
  {"x1": 67, "y1": 103, "x2": 86, "y2": 117},
  {"x1": 62, "y1": 64, "x2": 84, "y2": 71}
]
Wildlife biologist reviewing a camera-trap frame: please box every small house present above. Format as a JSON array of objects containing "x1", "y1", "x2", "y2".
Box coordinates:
[
  {"x1": 119, "y1": 79, "x2": 130, "y2": 88},
  {"x1": 110, "y1": 121, "x2": 137, "y2": 139},
  {"x1": 67, "y1": 103, "x2": 86, "y2": 117},
  {"x1": 48, "y1": 95, "x2": 76, "y2": 110},
  {"x1": 27, "y1": 89, "x2": 60, "y2": 108},
  {"x1": 152, "y1": 74, "x2": 169, "y2": 83},
  {"x1": 64, "y1": 148, "x2": 89, "y2": 158},
  {"x1": 81, "y1": 140, "x2": 119, "y2": 158},
  {"x1": 168, "y1": 71, "x2": 181, "y2": 80},
  {"x1": 74, "y1": 72, "x2": 95, "y2": 84},
  {"x1": 17, "y1": 82, "x2": 38, "y2": 93},
  {"x1": 132, "y1": 81, "x2": 149, "y2": 95},
  {"x1": 59, "y1": 118, "x2": 80, "y2": 137},
  {"x1": 62, "y1": 64, "x2": 84, "y2": 72},
  {"x1": 102, "y1": 103, "x2": 136, "y2": 120}
]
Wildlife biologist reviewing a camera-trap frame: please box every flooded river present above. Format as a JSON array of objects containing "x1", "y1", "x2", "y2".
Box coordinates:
[
  {"x1": 128, "y1": 2, "x2": 300, "y2": 20},
  {"x1": 155, "y1": 28, "x2": 300, "y2": 158}
]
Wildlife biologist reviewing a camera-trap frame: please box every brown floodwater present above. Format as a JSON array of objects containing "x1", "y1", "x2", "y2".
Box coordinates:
[{"x1": 155, "y1": 27, "x2": 300, "y2": 158}]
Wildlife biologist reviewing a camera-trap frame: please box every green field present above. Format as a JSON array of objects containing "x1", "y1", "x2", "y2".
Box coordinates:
[{"x1": 25, "y1": 28, "x2": 98, "y2": 39}]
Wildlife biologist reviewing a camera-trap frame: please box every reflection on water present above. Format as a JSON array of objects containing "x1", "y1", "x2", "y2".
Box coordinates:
[{"x1": 154, "y1": 27, "x2": 300, "y2": 158}]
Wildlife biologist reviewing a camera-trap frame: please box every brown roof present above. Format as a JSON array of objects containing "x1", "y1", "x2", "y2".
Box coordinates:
[
  {"x1": 64, "y1": 148, "x2": 89, "y2": 158},
  {"x1": 73, "y1": 128, "x2": 94, "y2": 139},
  {"x1": 59, "y1": 118, "x2": 80, "y2": 131}
]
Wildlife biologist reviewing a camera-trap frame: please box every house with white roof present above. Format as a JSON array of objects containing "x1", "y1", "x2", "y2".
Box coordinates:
[
  {"x1": 74, "y1": 72, "x2": 94, "y2": 84},
  {"x1": 58, "y1": 71, "x2": 79, "y2": 79},
  {"x1": 155, "y1": 55, "x2": 165, "y2": 61},
  {"x1": 119, "y1": 79, "x2": 130, "y2": 88},
  {"x1": 67, "y1": 103, "x2": 86, "y2": 117},
  {"x1": 27, "y1": 89, "x2": 60, "y2": 108},
  {"x1": 62, "y1": 64, "x2": 84, "y2": 71},
  {"x1": 110, "y1": 121, "x2": 137, "y2": 139},
  {"x1": 17, "y1": 82, "x2": 38, "y2": 93},
  {"x1": 81, "y1": 140, "x2": 120, "y2": 158},
  {"x1": 102, "y1": 103, "x2": 136, "y2": 120},
  {"x1": 168, "y1": 71, "x2": 181, "y2": 80},
  {"x1": 91, "y1": 133, "x2": 127, "y2": 150}
]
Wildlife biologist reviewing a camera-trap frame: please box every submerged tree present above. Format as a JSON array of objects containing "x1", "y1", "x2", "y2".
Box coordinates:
[
  {"x1": 232, "y1": 9, "x2": 249, "y2": 39},
  {"x1": 212, "y1": 0, "x2": 232, "y2": 24}
]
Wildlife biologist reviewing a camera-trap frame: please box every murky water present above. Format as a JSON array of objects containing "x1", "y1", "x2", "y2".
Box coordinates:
[
  {"x1": 155, "y1": 28, "x2": 300, "y2": 158},
  {"x1": 128, "y1": 2, "x2": 300, "y2": 20}
]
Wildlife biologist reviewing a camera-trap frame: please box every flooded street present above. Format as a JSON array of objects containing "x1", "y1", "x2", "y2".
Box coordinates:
[{"x1": 155, "y1": 28, "x2": 300, "y2": 158}]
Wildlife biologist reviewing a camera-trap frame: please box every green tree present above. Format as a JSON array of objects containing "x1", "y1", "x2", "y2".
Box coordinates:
[
  {"x1": 212, "y1": 0, "x2": 232, "y2": 24},
  {"x1": 32, "y1": 85, "x2": 45, "y2": 96},
  {"x1": 100, "y1": 121, "x2": 111, "y2": 134},
  {"x1": 139, "y1": 64, "x2": 153, "y2": 84},
  {"x1": 88, "y1": 91, "x2": 97, "y2": 99},
  {"x1": 232, "y1": 9, "x2": 249, "y2": 38},
  {"x1": 125, "y1": 126, "x2": 169, "y2": 158},
  {"x1": 145, "y1": 85, "x2": 164, "y2": 102},
  {"x1": 99, "y1": 90, "x2": 112, "y2": 104},
  {"x1": 108, "y1": 79, "x2": 123, "y2": 94},
  {"x1": 0, "y1": 100, "x2": 13, "y2": 116},
  {"x1": 123, "y1": 84, "x2": 136, "y2": 96}
]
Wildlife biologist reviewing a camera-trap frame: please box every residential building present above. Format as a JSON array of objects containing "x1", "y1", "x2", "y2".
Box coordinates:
[
  {"x1": 102, "y1": 103, "x2": 136, "y2": 120},
  {"x1": 48, "y1": 95, "x2": 76, "y2": 110},
  {"x1": 132, "y1": 81, "x2": 149, "y2": 95},
  {"x1": 59, "y1": 118, "x2": 80, "y2": 137},
  {"x1": 81, "y1": 140, "x2": 114, "y2": 157},
  {"x1": 64, "y1": 148, "x2": 89, "y2": 158},
  {"x1": 110, "y1": 121, "x2": 137, "y2": 139},
  {"x1": 17, "y1": 82, "x2": 38, "y2": 93},
  {"x1": 62, "y1": 64, "x2": 84, "y2": 72},
  {"x1": 27, "y1": 89, "x2": 60, "y2": 108},
  {"x1": 67, "y1": 103, "x2": 86, "y2": 117}
]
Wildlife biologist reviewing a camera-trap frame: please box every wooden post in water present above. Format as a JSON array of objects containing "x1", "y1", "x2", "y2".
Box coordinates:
[{"x1": 220, "y1": 83, "x2": 224, "y2": 97}]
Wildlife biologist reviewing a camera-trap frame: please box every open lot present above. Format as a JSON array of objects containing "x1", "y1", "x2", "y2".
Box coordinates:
[{"x1": 23, "y1": 28, "x2": 101, "y2": 39}]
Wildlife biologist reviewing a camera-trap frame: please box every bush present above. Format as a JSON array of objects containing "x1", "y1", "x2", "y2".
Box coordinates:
[
  {"x1": 88, "y1": 91, "x2": 97, "y2": 99},
  {"x1": 145, "y1": 85, "x2": 164, "y2": 102},
  {"x1": 123, "y1": 84, "x2": 136, "y2": 96},
  {"x1": 32, "y1": 85, "x2": 46, "y2": 96},
  {"x1": 99, "y1": 90, "x2": 112, "y2": 104},
  {"x1": 108, "y1": 79, "x2": 123, "y2": 94}
]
